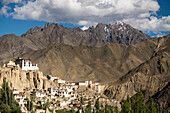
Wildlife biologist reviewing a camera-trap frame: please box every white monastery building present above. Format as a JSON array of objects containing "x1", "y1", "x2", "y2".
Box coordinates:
[
  {"x1": 7, "y1": 60, "x2": 16, "y2": 68},
  {"x1": 15, "y1": 58, "x2": 39, "y2": 71}
]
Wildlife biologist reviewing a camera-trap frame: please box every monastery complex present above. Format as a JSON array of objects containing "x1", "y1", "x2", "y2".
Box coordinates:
[{"x1": 0, "y1": 58, "x2": 119, "y2": 113}]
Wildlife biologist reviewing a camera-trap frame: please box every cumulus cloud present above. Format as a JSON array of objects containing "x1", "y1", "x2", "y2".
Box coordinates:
[
  {"x1": 1, "y1": 0, "x2": 170, "y2": 32},
  {"x1": 1, "y1": 0, "x2": 22, "y2": 5},
  {"x1": 0, "y1": 5, "x2": 11, "y2": 16},
  {"x1": 123, "y1": 16, "x2": 170, "y2": 32}
]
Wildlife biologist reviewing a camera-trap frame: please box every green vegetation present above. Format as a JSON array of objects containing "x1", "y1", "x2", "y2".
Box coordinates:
[
  {"x1": 85, "y1": 101, "x2": 91, "y2": 113},
  {"x1": 0, "y1": 80, "x2": 167, "y2": 113},
  {"x1": 0, "y1": 80, "x2": 21, "y2": 113},
  {"x1": 35, "y1": 98, "x2": 50, "y2": 110},
  {"x1": 26, "y1": 97, "x2": 34, "y2": 111},
  {"x1": 55, "y1": 92, "x2": 167, "y2": 113},
  {"x1": 120, "y1": 92, "x2": 167, "y2": 113}
]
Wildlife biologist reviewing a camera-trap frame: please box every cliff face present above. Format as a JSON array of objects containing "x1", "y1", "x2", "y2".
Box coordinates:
[
  {"x1": 147, "y1": 82, "x2": 170, "y2": 110},
  {"x1": 0, "y1": 66, "x2": 56, "y2": 92},
  {"x1": 104, "y1": 35, "x2": 170, "y2": 108}
]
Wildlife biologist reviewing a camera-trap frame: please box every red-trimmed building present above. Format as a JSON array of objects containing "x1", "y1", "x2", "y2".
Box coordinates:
[{"x1": 15, "y1": 58, "x2": 39, "y2": 71}]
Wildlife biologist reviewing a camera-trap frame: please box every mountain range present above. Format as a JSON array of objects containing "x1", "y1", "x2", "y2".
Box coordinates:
[
  {"x1": 0, "y1": 22, "x2": 169, "y2": 110},
  {"x1": 0, "y1": 22, "x2": 151, "y2": 65}
]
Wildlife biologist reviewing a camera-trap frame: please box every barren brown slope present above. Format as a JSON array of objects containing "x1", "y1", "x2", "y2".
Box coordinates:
[
  {"x1": 21, "y1": 35, "x2": 161, "y2": 82},
  {"x1": 0, "y1": 22, "x2": 151, "y2": 65},
  {"x1": 104, "y1": 35, "x2": 170, "y2": 104},
  {"x1": 0, "y1": 34, "x2": 34, "y2": 64}
]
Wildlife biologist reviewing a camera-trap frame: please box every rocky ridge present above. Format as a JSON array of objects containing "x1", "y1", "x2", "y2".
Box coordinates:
[
  {"x1": 149, "y1": 82, "x2": 170, "y2": 110},
  {"x1": 104, "y1": 35, "x2": 170, "y2": 109},
  {"x1": 20, "y1": 35, "x2": 166, "y2": 82},
  {"x1": 0, "y1": 22, "x2": 151, "y2": 65},
  {"x1": 0, "y1": 65, "x2": 57, "y2": 93}
]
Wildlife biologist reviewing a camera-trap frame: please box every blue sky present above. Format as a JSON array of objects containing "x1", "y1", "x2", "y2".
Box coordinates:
[{"x1": 0, "y1": 0, "x2": 170, "y2": 37}]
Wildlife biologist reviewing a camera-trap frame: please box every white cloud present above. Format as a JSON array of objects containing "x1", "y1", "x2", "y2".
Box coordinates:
[
  {"x1": 1, "y1": 0, "x2": 170, "y2": 32},
  {"x1": 123, "y1": 16, "x2": 170, "y2": 32},
  {"x1": 0, "y1": 5, "x2": 11, "y2": 16},
  {"x1": 155, "y1": 32, "x2": 166, "y2": 37},
  {"x1": 1, "y1": 0, "x2": 22, "y2": 4}
]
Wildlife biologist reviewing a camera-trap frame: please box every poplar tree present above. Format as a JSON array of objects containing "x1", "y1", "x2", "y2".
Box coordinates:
[
  {"x1": 0, "y1": 80, "x2": 21, "y2": 113},
  {"x1": 95, "y1": 98, "x2": 100, "y2": 113}
]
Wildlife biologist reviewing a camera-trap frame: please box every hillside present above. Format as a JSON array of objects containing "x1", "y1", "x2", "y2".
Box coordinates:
[
  {"x1": 104, "y1": 35, "x2": 170, "y2": 109},
  {"x1": 20, "y1": 35, "x2": 166, "y2": 82},
  {"x1": 0, "y1": 34, "x2": 33, "y2": 64},
  {"x1": 0, "y1": 22, "x2": 151, "y2": 65}
]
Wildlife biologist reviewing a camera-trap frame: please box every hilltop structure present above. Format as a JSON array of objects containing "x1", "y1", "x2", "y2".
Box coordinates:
[
  {"x1": 6, "y1": 58, "x2": 39, "y2": 71},
  {"x1": 1, "y1": 59, "x2": 109, "y2": 112}
]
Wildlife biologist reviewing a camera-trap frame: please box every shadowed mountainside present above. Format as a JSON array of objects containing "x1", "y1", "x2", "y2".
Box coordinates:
[
  {"x1": 149, "y1": 82, "x2": 170, "y2": 111},
  {"x1": 104, "y1": 35, "x2": 170, "y2": 110}
]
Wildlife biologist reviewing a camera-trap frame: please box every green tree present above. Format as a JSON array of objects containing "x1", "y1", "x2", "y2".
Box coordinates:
[
  {"x1": 95, "y1": 98, "x2": 100, "y2": 113},
  {"x1": 85, "y1": 101, "x2": 91, "y2": 113},
  {"x1": 81, "y1": 97, "x2": 84, "y2": 106},
  {"x1": 0, "y1": 80, "x2": 21, "y2": 113},
  {"x1": 162, "y1": 107, "x2": 167, "y2": 113},
  {"x1": 114, "y1": 106, "x2": 119, "y2": 113},
  {"x1": 130, "y1": 92, "x2": 146, "y2": 113},
  {"x1": 42, "y1": 99, "x2": 50, "y2": 110},
  {"x1": 56, "y1": 110, "x2": 63, "y2": 113},
  {"x1": 0, "y1": 103, "x2": 11, "y2": 113},
  {"x1": 26, "y1": 98, "x2": 33, "y2": 111},
  {"x1": 149, "y1": 98, "x2": 157, "y2": 113},
  {"x1": 105, "y1": 104, "x2": 108, "y2": 113},
  {"x1": 120, "y1": 92, "x2": 166, "y2": 113},
  {"x1": 70, "y1": 107, "x2": 76, "y2": 113},
  {"x1": 121, "y1": 97, "x2": 131, "y2": 113},
  {"x1": 11, "y1": 101, "x2": 22, "y2": 113},
  {"x1": 76, "y1": 108, "x2": 80, "y2": 113},
  {"x1": 100, "y1": 103, "x2": 104, "y2": 113}
]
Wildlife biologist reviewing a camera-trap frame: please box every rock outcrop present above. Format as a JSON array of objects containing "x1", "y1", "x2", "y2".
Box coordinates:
[
  {"x1": 148, "y1": 82, "x2": 170, "y2": 111},
  {"x1": 0, "y1": 66, "x2": 56, "y2": 92},
  {"x1": 103, "y1": 35, "x2": 170, "y2": 109}
]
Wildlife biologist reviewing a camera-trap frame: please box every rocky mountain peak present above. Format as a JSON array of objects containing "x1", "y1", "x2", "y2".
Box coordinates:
[
  {"x1": 86, "y1": 22, "x2": 150, "y2": 45},
  {"x1": 20, "y1": 22, "x2": 151, "y2": 46},
  {"x1": 45, "y1": 23, "x2": 50, "y2": 28},
  {"x1": 0, "y1": 22, "x2": 154, "y2": 65},
  {"x1": 96, "y1": 23, "x2": 106, "y2": 28},
  {"x1": 1, "y1": 34, "x2": 19, "y2": 38},
  {"x1": 116, "y1": 21, "x2": 124, "y2": 25}
]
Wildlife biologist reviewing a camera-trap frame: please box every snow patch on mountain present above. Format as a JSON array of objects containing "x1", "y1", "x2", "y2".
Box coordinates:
[
  {"x1": 81, "y1": 26, "x2": 89, "y2": 31},
  {"x1": 116, "y1": 21, "x2": 124, "y2": 26},
  {"x1": 104, "y1": 25, "x2": 110, "y2": 39},
  {"x1": 104, "y1": 26, "x2": 109, "y2": 33},
  {"x1": 118, "y1": 26, "x2": 126, "y2": 31}
]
